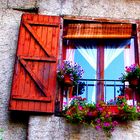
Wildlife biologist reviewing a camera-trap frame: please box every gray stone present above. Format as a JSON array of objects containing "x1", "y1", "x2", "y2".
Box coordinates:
[
  {"x1": 0, "y1": 0, "x2": 8, "y2": 9},
  {"x1": 0, "y1": 9, "x2": 27, "y2": 140},
  {"x1": 8, "y1": 0, "x2": 37, "y2": 9},
  {"x1": 1, "y1": 0, "x2": 140, "y2": 140},
  {"x1": 37, "y1": 0, "x2": 61, "y2": 15}
]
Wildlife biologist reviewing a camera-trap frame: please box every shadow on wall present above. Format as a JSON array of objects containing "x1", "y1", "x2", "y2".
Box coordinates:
[{"x1": 8, "y1": 111, "x2": 29, "y2": 124}]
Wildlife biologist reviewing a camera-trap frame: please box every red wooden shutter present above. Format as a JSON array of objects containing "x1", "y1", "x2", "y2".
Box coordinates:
[{"x1": 9, "y1": 14, "x2": 60, "y2": 113}]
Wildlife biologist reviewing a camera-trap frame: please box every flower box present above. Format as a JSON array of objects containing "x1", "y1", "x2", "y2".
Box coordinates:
[{"x1": 63, "y1": 96, "x2": 140, "y2": 137}]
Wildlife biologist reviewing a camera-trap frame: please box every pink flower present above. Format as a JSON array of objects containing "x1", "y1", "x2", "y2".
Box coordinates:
[
  {"x1": 121, "y1": 103, "x2": 125, "y2": 107},
  {"x1": 63, "y1": 102, "x2": 67, "y2": 105},
  {"x1": 125, "y1": 67, "x2": 131, "y2": 73},
  {"x1": 95, "y1": 125, "x2": 101, "y2": 130},
  {"x1": 78, "y1": 105, "x2": 83, "y2": 110},
  {"x1": 96, "y1": 119, "x2": 100, "y2": 123},
  {"x1": 98, "y1": 107, "x2": 103, "y2": 112},
  {"x1": 137, "y1": 106, "x2": 140, "y2": 112},
  {"x1": 112, "y1": 121, "x2": 118, "y2": 126},
  {"x1": 103, "y1": 122, "x2": 111, "y2": 127},
  {"x1": 87, "y1": 112, "x2": 92, "y2": 116},
  {"x1": 105, "y1": 114, "x2": 109, "y2": 118}
]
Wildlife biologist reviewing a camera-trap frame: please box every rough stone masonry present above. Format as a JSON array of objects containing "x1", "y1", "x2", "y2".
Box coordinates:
[{"x1": 1, "y1": 0, "x2": 140, "y2": 140}]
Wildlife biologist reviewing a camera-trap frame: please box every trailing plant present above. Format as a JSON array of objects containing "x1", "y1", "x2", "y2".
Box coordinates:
[{"x1": 63, "y1": 96, "x2": 140, "y2": 137}]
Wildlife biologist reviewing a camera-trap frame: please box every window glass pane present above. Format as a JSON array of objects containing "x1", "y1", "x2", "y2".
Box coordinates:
[
  {"x1": 104, "y1": 39, "x2": 134, "y2": 102},
  {"x1": 105, "y1": 52, "x2": 124, "y2": 80},
  {"x1": 74, "y1": 49, "x2": 96, "y2": 102}
]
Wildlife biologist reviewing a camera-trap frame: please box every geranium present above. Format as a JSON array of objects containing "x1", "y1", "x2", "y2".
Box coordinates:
[
  {"x1": 64, "y1": 96, "x2": 87, "y2": 124},
  {"x1": 57, "y1": 60, "x2": 84, "y2": 85},
  {"x1": 115, "y1": 95, "x2": 139, "y2": 121},
  {"x1": 63, "y1": 96, "x2": 140, "y2": 137},
  {"x1": 63, "y1": 97, "x2": 118, "y2": 137}
]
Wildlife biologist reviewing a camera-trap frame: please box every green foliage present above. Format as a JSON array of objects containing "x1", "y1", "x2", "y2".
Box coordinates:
[
  {"x1": 63, "y1": 96, "x2": 140, "y2": 138},
  {"x1": 116, "y1": 96, "x2": 139, "y2": 121}
]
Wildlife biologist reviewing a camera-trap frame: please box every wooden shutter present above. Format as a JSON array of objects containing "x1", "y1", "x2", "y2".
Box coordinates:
[{"x1": 9, "y1": 14, "x2": 60, "y2": 113}]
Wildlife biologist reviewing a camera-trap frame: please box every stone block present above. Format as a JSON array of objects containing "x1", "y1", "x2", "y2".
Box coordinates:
[
  {"x1": 0, "y1": 0, "x2": 8, "y2": 9},
  {"x1": 8, "y1": 0, "x2": 37, "y2": 9}
]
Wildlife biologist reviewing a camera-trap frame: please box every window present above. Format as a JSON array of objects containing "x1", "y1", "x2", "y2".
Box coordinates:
[{"x1": 62, "y1": 17, "x2": 139, "y2": 105}]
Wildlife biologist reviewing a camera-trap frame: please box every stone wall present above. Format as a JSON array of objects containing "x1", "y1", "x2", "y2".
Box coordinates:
[
  {"x1": 28, "y1": 116, "x2": 140, "y2": 140},
  {"x1": 1, "y1": 0, "x2": 140, "y2": 140},
  {"x1": 38, "y1": 0, "x2": 140, "y2": 19},
  {"x1": 0, "y1": 1, "x2": 36, "y2": 140}
]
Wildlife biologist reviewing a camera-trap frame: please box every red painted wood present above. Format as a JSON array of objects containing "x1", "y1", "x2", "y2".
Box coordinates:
[{"x1": 9, "y1": 14, "x2": 60, "y2": 113}]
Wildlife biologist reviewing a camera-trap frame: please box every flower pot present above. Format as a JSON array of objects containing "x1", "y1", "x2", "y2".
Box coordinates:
[
  {"x1": 64, "y1": 74, "x2": 73, "y2": 86},
  {"x1": 124, "y1": 87, "x2": 133, "y2": 99},
  {"x1": 129, "y1": 78, "x2": 139, "y2": 86},
  {"x1": 106, "y1": 105, "x2": 119, "y2": 115}
]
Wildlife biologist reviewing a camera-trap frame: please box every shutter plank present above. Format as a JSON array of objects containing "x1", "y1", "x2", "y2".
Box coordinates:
[
  {"x1": 24, "y1": 20, "x2": 59, "y2": 27},
  {"x1": 16, "y1": 15, "x2": 28, "y2": 110},
  {"x1": 27, "y1": 15, "x2": 38, "y2": 111},
  {"x1": 18, "y1": 56, "x2": 56, "y2": 62},
  {"x1": 41, "y1": 15, "x2": 49, "y2": 112},
  {"x1": 21, "y1": 14, "x2": 33, "y2": 111},
  {"x1": 39, "y1": 15, "x2": 47, "y2": 112},
  {"x1": 12, "y1": 95, "x2": 51, "y2": 102},
  {"x1": 34, "y1": 15, "x2": 43, "y2": 111},
  {"x1": 46, "y1": 16, "x2": 54, "y2": 112}
]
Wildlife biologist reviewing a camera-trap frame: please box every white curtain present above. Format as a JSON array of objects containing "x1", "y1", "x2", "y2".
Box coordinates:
[
  {"x1": 76, "y1": 48, "x2": 97, "y2": 70},
  {"x1": 66, "y1": 41, "x2": 75, "y2": 63},
  {"x1": 66, "y1": 48, "x2": 75, "y2": 63},
  {"x1": 74, "y1": 40, "x2": 97, "y2": 71},
  {"x1": 124, "y1": 38, "x2": 135, "y2": 67},
  {"x1": 104, "y1": 39, "x2": 131, "y2": 70}
]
